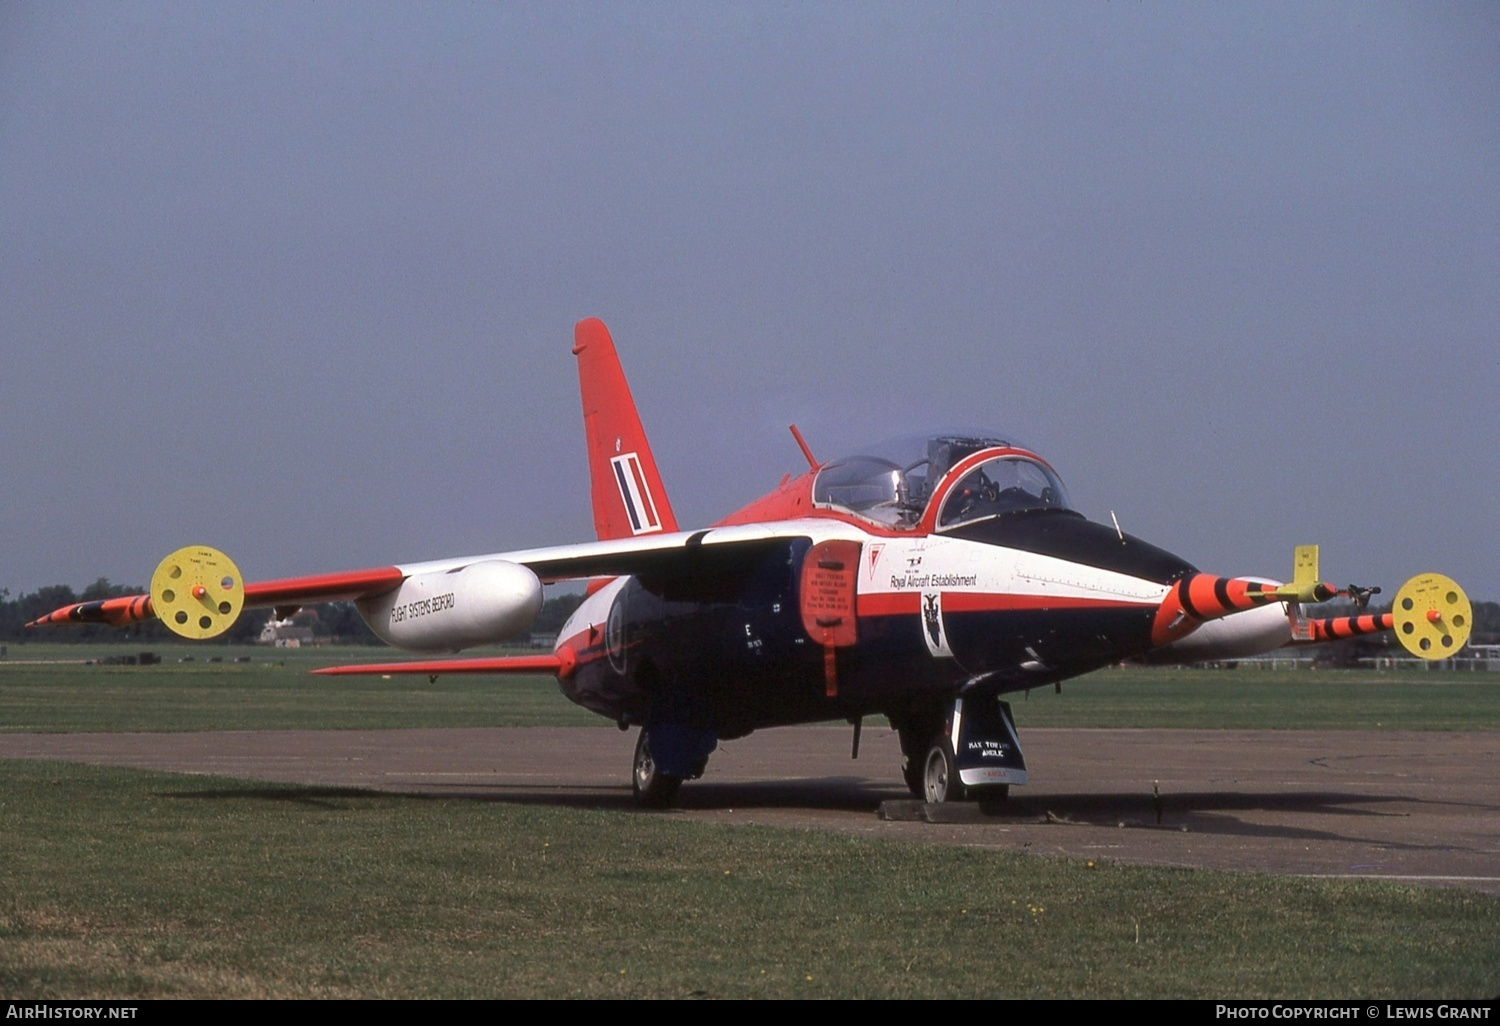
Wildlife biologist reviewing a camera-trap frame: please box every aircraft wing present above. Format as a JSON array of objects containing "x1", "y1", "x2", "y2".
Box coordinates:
[
  {"x1": 26, "y1": 566, "x2": 407, "y2": 630},
  {"x1": 27, "y1": 523, "x2": 810, "y2": 640},
  {"x1": 397, "y1": 522, "x2": 794, "y2": 584}
]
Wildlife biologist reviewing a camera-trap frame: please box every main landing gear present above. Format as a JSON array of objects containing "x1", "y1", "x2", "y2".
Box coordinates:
[
  {"x1": 631, "y1": 729, "x2": 682, "y2": 808},
  {"x1": 900, "y1": 695, "x2": 1027, "y2": 804},
  {"x1": 630, "y1": 724, "x2": 717, "y2": 809}
]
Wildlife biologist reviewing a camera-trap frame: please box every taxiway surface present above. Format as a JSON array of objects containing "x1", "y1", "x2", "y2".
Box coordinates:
[{"x1": 2, "y1": 726, "x2": 1496, "y2": 893}]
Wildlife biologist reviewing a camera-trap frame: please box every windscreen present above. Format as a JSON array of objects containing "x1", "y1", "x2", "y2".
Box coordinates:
[
  {"x1": 811, "y1": 430, "x2": 1032, "y2": 528},
  {"x1": 936, "y1": 455, "x2": 1074, "y2": 529}
]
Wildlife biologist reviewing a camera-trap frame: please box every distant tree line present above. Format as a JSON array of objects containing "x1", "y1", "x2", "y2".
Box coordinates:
[
  {"x1": 0, "y1": 580, "x2": 586, "y2": 647},
  {"x1": 0, "y1": 579, "x2": 173, "y2": 643}
]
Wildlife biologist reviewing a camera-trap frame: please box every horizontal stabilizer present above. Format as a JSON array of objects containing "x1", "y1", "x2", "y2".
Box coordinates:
[{"x1": 313, "y1": 651, "x2": 575, "y2": 678}]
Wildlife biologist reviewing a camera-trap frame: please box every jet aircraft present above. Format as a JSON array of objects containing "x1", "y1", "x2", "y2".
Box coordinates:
[{"x1": 32, "y1": 318, "x2": 1472, "y2": 807}]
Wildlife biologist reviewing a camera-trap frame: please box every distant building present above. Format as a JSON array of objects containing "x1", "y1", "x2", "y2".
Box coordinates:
[{"x1": 259, "y1": 618, "x2": 315, "y2": 647}]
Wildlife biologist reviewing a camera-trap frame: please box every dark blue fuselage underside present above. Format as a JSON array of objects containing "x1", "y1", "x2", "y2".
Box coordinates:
[{"x1": 561, "y1": 520, "x2": 1193, "y2": 738}]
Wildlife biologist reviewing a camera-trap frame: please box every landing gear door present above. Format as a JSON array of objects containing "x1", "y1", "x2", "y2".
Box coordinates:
[
  {"x1": 799, "y1": 540, "x2": 860, "y2": 696},
  {"x1": 953, "y1": 697, "x2": 1028, "y2": 788}
]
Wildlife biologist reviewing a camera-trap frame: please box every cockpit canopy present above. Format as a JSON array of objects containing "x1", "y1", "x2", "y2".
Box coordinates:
[{"x1": 811, "y1": 431, "x2": 1075, "y2": 530}]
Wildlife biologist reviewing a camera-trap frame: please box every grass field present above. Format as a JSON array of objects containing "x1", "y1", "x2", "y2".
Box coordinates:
[
  {"x1": 2, "y1": 646, "x2": 1497, "y2": 998},
  {"x1": 2, "y1": 643, "x2": 1497, "y2": 732},
  {"x1": 0, "y1": 644, "x2": 582, "y2": 732},
  {"x1": 3, "y1": 758, "x2": 1497, "y2": 999}
]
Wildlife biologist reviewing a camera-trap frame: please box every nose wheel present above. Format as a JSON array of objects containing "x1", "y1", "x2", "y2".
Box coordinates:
[
  {"x1": 923, "y1": 740, "x2": 964, "y2": 803},
  {"x1": 901, "y1": 696, "x2": 1027, "y2": 803}
]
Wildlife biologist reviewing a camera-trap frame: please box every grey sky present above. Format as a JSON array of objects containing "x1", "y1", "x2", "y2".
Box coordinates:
[{"x1": 2, "y1": 2, "x2": 1496, "y2": 603}]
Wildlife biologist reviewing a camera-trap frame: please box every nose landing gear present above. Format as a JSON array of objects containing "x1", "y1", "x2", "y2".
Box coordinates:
[
  {"x1": 922, "y1": 739, "x2": 963, "y2": 803},
  {"x1": 902, "y1": 695, "x2": 1026, "y2": 804}
]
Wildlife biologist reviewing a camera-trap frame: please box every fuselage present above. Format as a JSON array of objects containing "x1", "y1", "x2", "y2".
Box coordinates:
[{"x1": 553, "y1": 433, "x2": 1199, "y2": 738}]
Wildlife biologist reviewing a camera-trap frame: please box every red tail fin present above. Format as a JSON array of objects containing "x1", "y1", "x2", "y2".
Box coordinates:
[{"x1": 573, "y1": 318, "x2": 679, "y2": 541}]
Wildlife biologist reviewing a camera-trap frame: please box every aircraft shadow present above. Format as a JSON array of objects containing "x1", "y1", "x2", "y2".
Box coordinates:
[
  {"x1": 156, "y1": 779, "x2": 1485, "y2": 853},
  {"x1": 941, "y1": 790, "x2": 1484, "y2": 852},
  {"x1": 155, "y1": 777, "x2": 906, "y2": 814}
]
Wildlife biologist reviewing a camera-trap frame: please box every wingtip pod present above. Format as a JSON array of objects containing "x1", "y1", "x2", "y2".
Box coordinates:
[
  {"x1": 26, "y1": 594, "x2": 155, "y2": 629},
  {"x1": 31, "y1": 545, "x2": 246, "y2": 637},
  {"x1": 1391, "y1": 572, "x2": 1470, "y2": 660},
  {"x1": 150, "y1": 545, "x2": 245, "y2": 639}
]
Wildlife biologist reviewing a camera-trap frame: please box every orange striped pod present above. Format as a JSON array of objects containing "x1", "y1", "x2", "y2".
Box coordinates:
[
  {"x1": 99, "y1": 594, "x2": 155, "y2": 625},
  {"x1": 1151, "y1": 573, "x2": 1281, "y2": 646},
  {"x1": 27, "y1": 595, "x2": 155, "y2": 628},
  {"x1": 1308, "y1": 613, "x2": 1394, "y2": 642}
]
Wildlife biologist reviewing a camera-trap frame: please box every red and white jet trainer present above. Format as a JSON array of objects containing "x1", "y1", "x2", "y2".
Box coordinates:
[{"x1": 32, "y1": 318, "x2": 1472, "y2": 807}]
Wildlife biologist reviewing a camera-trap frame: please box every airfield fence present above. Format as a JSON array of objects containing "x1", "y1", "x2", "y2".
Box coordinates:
[{"x1": 1232, "y1": 655, "x2": 1500, "y2": 672}]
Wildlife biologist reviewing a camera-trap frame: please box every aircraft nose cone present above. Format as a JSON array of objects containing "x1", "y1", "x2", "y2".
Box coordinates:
[
  {"x1": 935, "y1": 514, "x2": 1201, "y2": 679},
  {"x1": 942, "y1": 513, "x2": 1197, "y2": 585}
]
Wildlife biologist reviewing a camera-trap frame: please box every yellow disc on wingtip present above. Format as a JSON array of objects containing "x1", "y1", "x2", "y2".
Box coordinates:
[
  {"x1": 150, "y1": 545, "x2": 245, "y2": 640},
  {"x1": 1391, "y1": 572, "x2": 1470, "y2": 660}
]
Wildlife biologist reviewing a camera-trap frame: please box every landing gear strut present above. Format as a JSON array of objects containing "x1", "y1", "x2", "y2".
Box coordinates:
[
  {"x1": 632, "y1": 729, "x2": 682, "y2": 808},
  {"x1": 629, "y1": 723, "x2": 717, "y2": 809}
]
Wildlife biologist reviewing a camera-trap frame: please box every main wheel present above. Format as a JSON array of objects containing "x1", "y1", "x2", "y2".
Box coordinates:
[
  {"x1": 632, "y1": 729, "x2": 683, "y2": 809},
  {"x1": 923, "y1": 740, "x2": 965, "y2": 803}
]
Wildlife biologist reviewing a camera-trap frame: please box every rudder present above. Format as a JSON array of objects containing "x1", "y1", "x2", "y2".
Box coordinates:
[{"x1": 573, "y1": 318, "x2": 679, "y2": 541}]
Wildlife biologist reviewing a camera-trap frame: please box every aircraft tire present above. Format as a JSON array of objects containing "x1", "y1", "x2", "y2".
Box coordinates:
[
  {"x1": 632, "y1": 728, "x2": 683, "y2": 809},
  {"x1": 922, "y1": 740, "x2": 966, "y2": 804}
]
